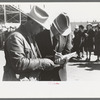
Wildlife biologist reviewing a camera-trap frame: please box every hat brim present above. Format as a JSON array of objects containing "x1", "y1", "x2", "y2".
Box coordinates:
[
  {"x1": 62, "y1": 25, "x2": 71, "y2": 36},
  {"x1": 92, "y1": 24, "x2": 98, "y2": 27},
  {"x1": 87, "y1": 23, "x2": 92, "y2": 26}
]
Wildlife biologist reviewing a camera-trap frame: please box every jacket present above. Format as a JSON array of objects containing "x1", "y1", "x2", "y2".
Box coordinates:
[
  {"x1": 36, "y1": 30, "x2": 72, "y2": 58},
  {"x1": 36, "y1": 30, "x2": 72, "y2": 81},
  {"x1": 3, "y1": 25, "x2": 42, "y2": 81}
]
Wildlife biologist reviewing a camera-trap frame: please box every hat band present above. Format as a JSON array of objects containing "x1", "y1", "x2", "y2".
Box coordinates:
[
  {"x1": 28, "y1": 6, "x2": 49, "y2": 24},
  {"x1": 28, "y1": 13, "x2": 47, "y2": 24}
]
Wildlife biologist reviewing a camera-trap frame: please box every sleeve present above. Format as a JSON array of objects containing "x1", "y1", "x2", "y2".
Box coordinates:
[
  {"x1": 62, "y1": 34, "x2": 73, "y2": 54},
  {"x1": 5, "y1": 33, "x2": 41, "y2": 74}
]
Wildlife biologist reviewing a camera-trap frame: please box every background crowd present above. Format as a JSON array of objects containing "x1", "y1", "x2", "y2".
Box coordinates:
[{"x1": 72, "y1": 23, "x2": 100, "y2": 62}]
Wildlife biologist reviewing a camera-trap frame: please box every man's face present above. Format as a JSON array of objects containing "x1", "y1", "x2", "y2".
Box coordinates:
[
  {"x1": 79, "y1": 27, "x2": 84, "y2": 32},
  {"x1": 27, "y1": 19, "x2": 44, "y2": 36},
  {"x1": 87, "y1": 25, "x2": 92, "y2": 30}
]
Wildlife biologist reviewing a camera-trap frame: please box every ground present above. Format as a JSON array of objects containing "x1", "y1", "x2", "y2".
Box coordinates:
[
  {"x1": 0, "y1": 50, "x2": 100, "y2": 81},
  {"x1": 67, "y1": 54, "x2": 100, "y2": 81}
]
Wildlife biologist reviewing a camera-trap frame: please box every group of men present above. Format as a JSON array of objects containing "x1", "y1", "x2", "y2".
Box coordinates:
[{"x1": 3, "y1": 6, "x2": 72, "y2": 81}]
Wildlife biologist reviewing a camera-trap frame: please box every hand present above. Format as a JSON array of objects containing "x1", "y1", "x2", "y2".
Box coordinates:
[
  {"x1": 54, "y1": 52, "x2": 66, "y2": 65},
  {"x1": 54, "y1": 52, "x2": 62, "y2": 59},
  {"x1": 39, "y1": 58, "x2": 55, "y2": 70},
  {"x1": 55, "y1": 57, "x2": 66, "y2": 65}
]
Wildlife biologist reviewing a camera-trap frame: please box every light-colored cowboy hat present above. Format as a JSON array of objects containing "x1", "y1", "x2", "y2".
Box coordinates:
[
  {"x1": 92, "y1": 24, "x2": 98, "y2": 27},
  {"x1": 27, "y1": 5, "x2": 50, "y2": 30},
  {"x1": 53, "y1": 12, "x2": 70, "y2": 35},
  {"x1": 87, "y1": 23, "x2": 92, "y2": 26},
  {"x1": 75, "y1": 25, "x2": 79, "y2": 29}
]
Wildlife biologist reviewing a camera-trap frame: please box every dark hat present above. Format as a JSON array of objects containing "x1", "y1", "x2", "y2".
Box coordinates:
[
  {"x1": 53, "y1": 12, "x2": 70, "y2": 34},
  {"x1": 27, "y1": 6, "x2": 50, "y2": 29},
  {"x1": 79, "y1": 25, "x2": 84, "y2": 29}
]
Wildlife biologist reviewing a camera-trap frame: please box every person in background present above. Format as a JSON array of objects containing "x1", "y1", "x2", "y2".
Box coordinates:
[
  {"x1": 74, "y1": 25, "x2": 79, "y2": 37},
  {"x1": 36, "y1": 13, "x2": 72, "y2": 81},
  {"x1": 94, "y1": 24, "x2": 100, "y2": 62},
  {"x1": 78, "y1": 25, "x2": 85, "y2": 58},
  {"x1": 71, "y1": 25, "x2": 79, "y2": 53},
  {"x1": 72, "y1": 25, "x2": 84, "y2": 59},
  {"x1": 84, "y1": 23, "x2": 95, "y2": 61},
  {"x1": 3, "y1": 6, "x2": 55, "y2": 81}
]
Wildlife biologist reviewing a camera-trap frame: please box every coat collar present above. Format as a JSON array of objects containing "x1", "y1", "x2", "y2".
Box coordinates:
[{"x1": 16, "y1": 24, "x2": 31, "y2": 39}]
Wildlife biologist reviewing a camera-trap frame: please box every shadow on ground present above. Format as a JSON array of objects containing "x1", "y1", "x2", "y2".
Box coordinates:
[{"x1": 68, "y1": 57, "x2": 100, "y2": 71}]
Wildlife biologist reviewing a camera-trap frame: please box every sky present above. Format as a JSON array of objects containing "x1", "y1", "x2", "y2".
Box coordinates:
[
  {"x1": 11, "y1": 2, "x2": 100, "y2": 23},
  {"x1": 2, "y1": 2, "x2": 100, "y2": 23}
]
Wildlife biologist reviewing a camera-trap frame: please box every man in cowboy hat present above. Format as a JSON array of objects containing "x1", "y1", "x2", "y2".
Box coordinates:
[
  {"x1": 36, "y1": 13, "x2": 72, "y2": 81},
  {"x1": 3, "y1": 6, "x2": 55, "y2": 81}
]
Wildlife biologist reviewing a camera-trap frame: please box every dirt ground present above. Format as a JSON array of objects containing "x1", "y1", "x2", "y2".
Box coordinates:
[{"x1": 0, "y1": 50, "x2": 100, "y2": 81}]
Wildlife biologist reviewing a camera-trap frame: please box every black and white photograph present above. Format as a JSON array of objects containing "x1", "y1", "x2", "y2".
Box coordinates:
[{"x1": 0, "y1": 2, "x2": 100, "y2": 98}]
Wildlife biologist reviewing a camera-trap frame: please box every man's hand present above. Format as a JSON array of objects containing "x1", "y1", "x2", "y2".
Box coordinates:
[
  {"x1": 39, "y1": 58, "x2": 55, "y2": 70},
  {"x1": 54, "y1": 52, "x2": 67, "y2": 65}
]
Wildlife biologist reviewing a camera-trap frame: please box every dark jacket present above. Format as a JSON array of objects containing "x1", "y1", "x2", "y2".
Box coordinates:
[
  {"x1": 84, "y1": 29, "x2": 95, "y2": 49},
  {"x1": 94, "y1": 30, "x2": 100, "y2": 55},
  {"x1": 3, "y1": 25, "x2": 42, "y2": 81},
  {"x1": 72, "y1": 30, "x2": 84, "y2": 51},
  {"x1": 36, "y1": 30, "x2": 55, "y2": 60}
]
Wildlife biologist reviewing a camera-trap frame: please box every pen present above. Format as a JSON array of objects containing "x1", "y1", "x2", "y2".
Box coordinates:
[
  {"x1": 54, "y1": 50, "x2": 60, "y2": 54},
  {"x1": 54, "y1": 50, "x2": 57, "y2": 53}
]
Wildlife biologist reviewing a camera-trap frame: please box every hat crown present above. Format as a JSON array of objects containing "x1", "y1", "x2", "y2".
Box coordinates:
[
  {"x1": 34, "y1": 6, "x2": 48, "y2": 18},
  {"x1": 53, "y1": 13, "x2": 70, "y2": 34},
  {"x1": 27, "y1": 5, "x2": 50, "y2": 29}
]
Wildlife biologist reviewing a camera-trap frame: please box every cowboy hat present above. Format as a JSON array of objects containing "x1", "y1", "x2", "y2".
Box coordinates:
[
  {"x1": 53, "y1": 12, "x2": 70, "y2": 35},
  {"x1": 27, "y1": 5, "x2": 50, "y2": 29},
  {"x1": 87, "y1": 23, "x2": 92, "y2": 26}
]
